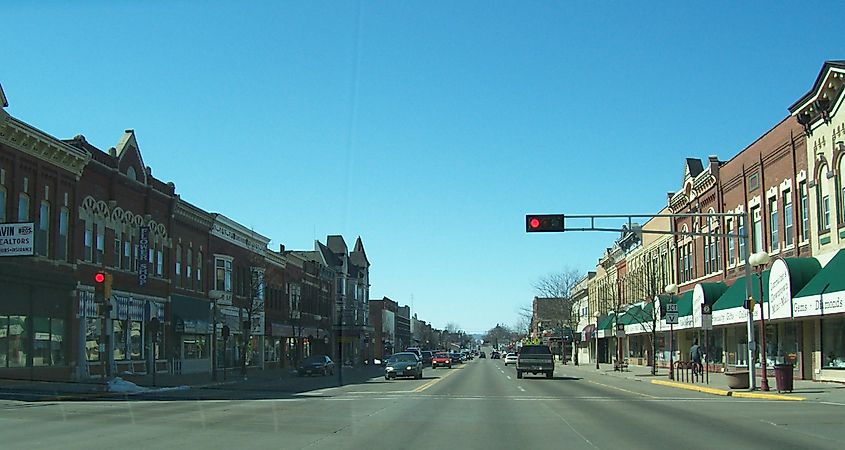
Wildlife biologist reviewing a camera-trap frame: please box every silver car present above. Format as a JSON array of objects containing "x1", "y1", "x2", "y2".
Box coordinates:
[{"x1": 384, "y1": 352, "x2": 423, "y2": 380}]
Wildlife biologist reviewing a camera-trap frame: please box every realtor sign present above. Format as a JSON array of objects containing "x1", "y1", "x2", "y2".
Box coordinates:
[{"x1": 0, "y1": 223, "x2": 34, "y2": 256}]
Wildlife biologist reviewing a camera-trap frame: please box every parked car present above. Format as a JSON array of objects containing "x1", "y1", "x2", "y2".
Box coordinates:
[
  {"x1": 385, "y1": 352, "x2": 424, "y2": 380},
  {"x1": 516, "y1": 345, "x2": 554, "y2": 379},
  {"x1": 431, "y1": 352, "x2": 452, "y2": 368},
  {"x1": 405, "y1": 347, "x2": 422, "y2": 360},
  {"x1": 479, "y1": 351, "x2": 486, "y2": 358},
  {"x1": 421, "y1": 350, "x2": 433, "y2": 366},
  {"x1": 297, "y1": 355, "x2": 335, "y2": 376},
  {"x1": 504, "y1": 353, "x2": 518, "y2": 366}
]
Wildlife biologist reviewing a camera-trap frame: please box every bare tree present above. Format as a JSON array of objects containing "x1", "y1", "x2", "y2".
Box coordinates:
[
  {"x1": 622, "y1": 258, "x2": 665, "y2": 375},
  {"x1": 239, "y1": 261, "x2": 266, "y2": 377},
  {"x1": 532, "y1": 269, "x2": 582, "y2": 362}
]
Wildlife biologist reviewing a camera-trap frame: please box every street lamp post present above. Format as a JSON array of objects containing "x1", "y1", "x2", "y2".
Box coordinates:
[
  {"x1": 750, "y1": 252, "x2": 771, "y2": 391},
  {"x1": 593, "y1": 311, "x2": 601, "y2": 370},
  {"x1": 665, "y1": 283, "x2": 678, "y2": 381}
]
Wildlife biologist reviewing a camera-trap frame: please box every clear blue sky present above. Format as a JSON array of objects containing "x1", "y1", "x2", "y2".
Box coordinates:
[{"x1": 3, "y1": 1, "x2": 842, "y2": 333}]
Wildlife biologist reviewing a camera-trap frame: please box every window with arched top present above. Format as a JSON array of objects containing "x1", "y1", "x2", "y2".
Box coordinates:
[
  {"x1": 838, "y1": 156, "x2": 845, "y2": 225},
  {"x1": 126, "y1": 166, "x2": 137, "y2": 181},
  {"x1": 818, "y1": 163, "x2": 831, "y2": 231}
]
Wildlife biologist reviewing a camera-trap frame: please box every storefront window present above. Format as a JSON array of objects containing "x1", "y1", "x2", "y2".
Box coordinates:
[
  {"x1": 8, "y1": 315, "x2": 28, "y2": 368},
  {"x1": 0, "y1": 316, "x2": 7, "y2": 367},
  {"x1": 51, "y1": 318, "x2": 65, "y2": 365},
  {"x1": 183, "y1": 335, "x2": 208, "y2": 359},
  {"x1": 822, "y1": 317, "x2": 845, "y2": 369},
  {"x1": 113, "y1": 320, "x2": 126, "y2": 361},
  {"x1": 130, "y1": 321, "x2": 142, "y2": 360},
  {"x1": 726, "y1": 326, "x2": 747, "y2": 367},
  {"x1": 705, "y1": 330, "x2": 723, "y2": 364},
  {"x1": 33, "y1": 317, "x2": 51, "y2": 366},
  {"x1": 85, "y1": 318, "x2": 101, "y2": 362}
]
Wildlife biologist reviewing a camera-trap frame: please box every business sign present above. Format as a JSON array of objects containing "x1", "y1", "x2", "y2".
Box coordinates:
[
  {"x1": 138, "y1": 226, "x2": 150, "y2": 286},
  {"x1": 0, "y1": 223, "x2": 34, "y2": 256}
]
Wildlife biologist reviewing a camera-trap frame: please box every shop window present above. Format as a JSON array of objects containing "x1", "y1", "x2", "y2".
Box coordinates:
[
  {"x1": 113, "y1": 320, "x2": 126, "y2": 361},
  {"x1": 51, "y1": 318, "x2": 66, "y2": 365},
  {"x1": 7, "y1": 315, "x2": 28, "y2": 368},
  {"x1": 156, "y1": 249, "x2": 163, "y2": 276},
  {"x1": 29, "y1": 317, "x2": 66, "y2": 367},
  {"x1": 183, "y1": 335, "x2": 208, "y2": 359},
  {"x1": 130, "y1": 321, "x2": 142, "y2": 360},
  {"x1": 822, "y1": 317, "x2": 845, "y2": 369},
  {"x1": 85, "y1": 318, "x2": 101, "y2": 362},
  {"x1": 114, "y1": 232, "x2": 122, "y2": 269},
  {"x1": 216, "y1": 258, "x2": 232, "y2": 292}
]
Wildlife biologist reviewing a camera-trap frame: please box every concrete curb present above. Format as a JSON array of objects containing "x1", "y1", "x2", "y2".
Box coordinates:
[{"x1": 651, "y1": 379, "x2": 805, "y2": 401}]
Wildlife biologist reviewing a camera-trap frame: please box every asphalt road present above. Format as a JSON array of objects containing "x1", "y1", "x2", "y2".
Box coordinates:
[{"x1": 1, "y1": 350, "x2": 842, "y2": 449}]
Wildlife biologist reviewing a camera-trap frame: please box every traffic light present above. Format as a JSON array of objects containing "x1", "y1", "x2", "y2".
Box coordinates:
[
  {"x1": 525, "y1": 214, "x2": 565, "y2": 232},
  {"x1": 94, "y1": 271, "x2": 113, "y2": 303}
]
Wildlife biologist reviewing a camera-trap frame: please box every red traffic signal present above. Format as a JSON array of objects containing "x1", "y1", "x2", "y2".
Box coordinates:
[
  {"x1": 525, "y1": 214, "x2": 565, "y2": 232},
  {"x1": 94, "y1": 272, "x2": 106, "y2": 283}
]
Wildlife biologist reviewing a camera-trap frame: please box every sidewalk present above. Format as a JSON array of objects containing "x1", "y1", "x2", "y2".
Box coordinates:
[{"x1": 565, "y1": 362, "x2": 845, "y2": 403}]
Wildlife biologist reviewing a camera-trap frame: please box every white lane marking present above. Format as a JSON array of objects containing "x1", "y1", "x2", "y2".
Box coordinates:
[
  {"x1": 517, "y1": 386, "x2": 526, "y2": 392},
  {"x1": 820, "y1": 401, "x2": 845, "y2": 407},
  {"x1": 506, "y1": 376, "x2": 512, "y2": 380},
  {"x1": 543, "y1": 402, "x2": 599, "y2": 449}
]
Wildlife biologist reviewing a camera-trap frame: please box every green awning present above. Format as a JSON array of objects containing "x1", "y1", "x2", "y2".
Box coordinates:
[
  {"x1": 794, "y1": 249, "x2": 845, "y2": 298},
  {"x1": 698, "y1": 282, "x2": 728, "y2": 306},
  {"x1": 597, "y1": 313, "x2": 615, "y2": 330},
  {"x1": 618, "y1": 306, "x2": 642, "y2": 325},
  {"x1": 677, "y1": 290, "x2": 694, "y2": 316},
  {"x1": 713, "y1": 270, "x2": 769, "y2": 311},
  {"x1": 780, "y1": 257, "x2": 822, "y2": 296}
]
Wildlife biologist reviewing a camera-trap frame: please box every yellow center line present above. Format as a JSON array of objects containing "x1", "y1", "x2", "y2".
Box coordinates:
[{"x1": 413, "y1": 367, "x2": 461, "y2": 393}]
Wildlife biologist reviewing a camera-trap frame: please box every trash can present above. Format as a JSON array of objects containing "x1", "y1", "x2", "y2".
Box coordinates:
[{"x1": 773, "y1": 364, "x2": 794, "y2": 393}]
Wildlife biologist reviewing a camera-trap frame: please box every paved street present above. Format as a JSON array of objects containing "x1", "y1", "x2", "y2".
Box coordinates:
[{"x1": 1, "y1": 352, "x2": 843, "y2": 449}]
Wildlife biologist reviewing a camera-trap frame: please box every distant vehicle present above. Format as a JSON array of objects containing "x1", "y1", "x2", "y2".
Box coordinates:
[
  {"x1": 405, "y1": 347, "x2": 422, "y2": 359},
  {"x1": 297, "y1": 355, "x2": 335, "y2": 376},
  {"x1": 516, "y1": 345, "x2": 554, "y2": 379},
  {"x1": 421, "y1": 350, "x2": 433, "y2": 365},
  {"x1": 448, "y1": 352, "x2": 463, "y2": 364},
  {"x1": 491, "y1": 351, "x2": 501, "y2": 359},
  {"x1": 479, "y1": 351, "x2": 486, "y2": 358},
  {"x1": 385, "y1": 352, "x2": 424, "y2": 380},
  {"x1": 504, "y1": 353, "x2": 518, "y2": 366},
  {"x1": 431, "y1": 352, "x2": 452, "y2": 369}
]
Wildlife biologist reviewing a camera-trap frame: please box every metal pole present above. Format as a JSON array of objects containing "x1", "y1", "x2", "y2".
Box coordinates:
[
  {"x1": 211, "y1": 300, "x2": 217, "y2": 382},
  {"x1": 669, "y1": 322, "x2": 674, "y2": 380},
  {"x1": 758, "y1": 270, "x2": 770, "y2": 391},
  {"x1": 741, "y1": 214, "x2": 756, "y2": 391}
]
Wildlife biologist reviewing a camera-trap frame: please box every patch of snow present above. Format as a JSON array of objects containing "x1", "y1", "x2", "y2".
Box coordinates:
[{"x1": 107, "y1": 377, "x2": 148, "y2": 393}]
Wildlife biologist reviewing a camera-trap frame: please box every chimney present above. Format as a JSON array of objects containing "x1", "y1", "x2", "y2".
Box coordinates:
[{"x1": 279, "y1": 244, "x2": 286, "y2": 252}]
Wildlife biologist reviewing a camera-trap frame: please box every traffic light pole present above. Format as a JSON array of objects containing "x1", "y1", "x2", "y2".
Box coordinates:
[{"x1": 526, "y1": 212, "x2": 755, "y2": 390}]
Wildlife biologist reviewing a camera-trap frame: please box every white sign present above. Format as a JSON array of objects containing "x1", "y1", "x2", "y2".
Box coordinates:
[
  {"x1": 666, "y1": 312, "x2": 678, "y2": 324},
  {"x1": 768, "y1": 259, "x2": 792, "y2": 320},
  {"x1": 701, "y1": 314, "x2": 713, "y2": 330},
  {"x1": 0, "y1": 223, "x2": 34, "y2": 256},
  {"x1": 666, "y1": 303, "x2": 678, "y2": 313}
]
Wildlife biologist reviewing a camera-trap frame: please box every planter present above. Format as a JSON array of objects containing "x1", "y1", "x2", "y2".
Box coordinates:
[{"x1": 725, "y1": 370, "x2": 749, "y2": 389}]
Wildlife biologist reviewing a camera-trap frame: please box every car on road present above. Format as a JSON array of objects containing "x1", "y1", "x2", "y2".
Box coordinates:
[
  {"x1": 479, "y1": 351, "x2": 486, "y2": 358},
  {"x1": 297, "y1": 355, "x2": 335, "y2": 376},
  {"x1": 490, "y1": 351, "x2": 501, "y2": 359},
  {"x1": 516, "y1": 344, "x2": 554, "y2": 379},
  {"x1": 405, "y1": 347, "x2": 422, "y2": 360},
  {"x1": 448, "y1": 351, "x2": 463, "y2": 364},
  {"x1": 385, "y1": 352, "x2": 424, "y2": 380},
  {"x1": 503, "y1": 353, "x2": 518, "y2": 366},
  {"x1": 421, "y1": 350, "x2": 433, "y2": 366},
  {"x1": 431, "y1": 352, "x2": 452, "y2": 369}
]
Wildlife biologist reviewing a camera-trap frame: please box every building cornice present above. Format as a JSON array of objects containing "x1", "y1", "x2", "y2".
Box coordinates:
[{"x1": 0, "y1": 115, "x2": 90, "y2": 178}]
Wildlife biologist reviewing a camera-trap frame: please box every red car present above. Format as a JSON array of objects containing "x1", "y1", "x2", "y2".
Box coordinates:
[{"x1": 431, "y1": 352, "x2": 452, "y2": 369}]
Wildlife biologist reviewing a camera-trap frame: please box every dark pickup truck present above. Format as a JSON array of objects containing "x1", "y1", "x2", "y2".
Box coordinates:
[{"x1": 516, "y1": 345, "x2": 554, "y2": 379}]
